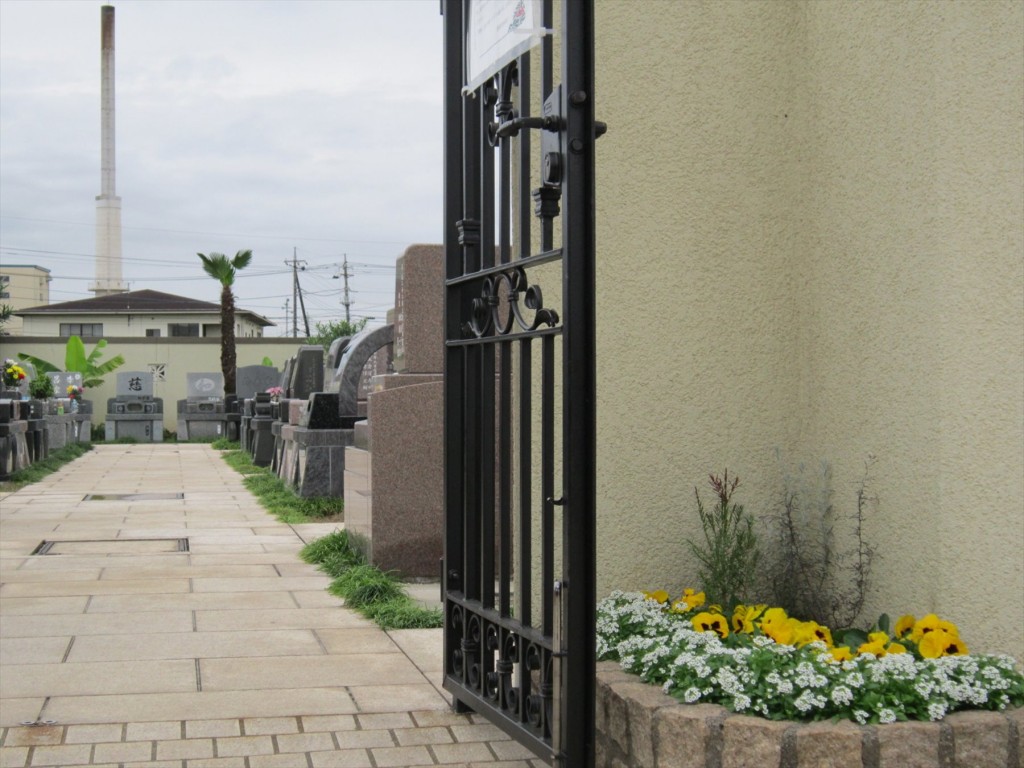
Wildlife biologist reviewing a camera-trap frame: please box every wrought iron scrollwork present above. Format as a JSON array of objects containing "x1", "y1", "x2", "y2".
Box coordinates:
[
  {"x1": 465, "y1": 266, "x2": 559, "y2": 338},
  {"x1": 445, "y1": 600, "x2": 552, "y2": 739}
]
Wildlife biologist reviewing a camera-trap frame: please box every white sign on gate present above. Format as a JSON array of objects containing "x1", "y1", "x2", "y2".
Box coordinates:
[{"x1": 466, "y1": 0, "x2": 546, "y2": 92}]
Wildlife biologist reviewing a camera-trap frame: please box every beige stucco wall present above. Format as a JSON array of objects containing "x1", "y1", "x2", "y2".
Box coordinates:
[
  {"x1": 0, "y1": 336, "x2": 309, "y2": 433},
  {"x1": 19, "y1": 312, "x2": 267, "y2": 339},
  {"x1": 594, "y1": 0, "x2": 1023, "y2": 660}
]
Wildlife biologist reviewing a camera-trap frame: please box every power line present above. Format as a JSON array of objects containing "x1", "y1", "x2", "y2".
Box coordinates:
[{"x1": 1, "y1": 215, "x2": 421, "y2": 246}]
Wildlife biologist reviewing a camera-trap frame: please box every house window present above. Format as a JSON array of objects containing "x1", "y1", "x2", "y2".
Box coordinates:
[
  {"x1": 60, "y1": 323, "x2": 104, "y2": 337},
  {"x1": 202, "y1": 323, "x2": 221, "y2": 337},
  {"x1": 168, "y1": 323, "x2": 199, "y2": 337},
  {"x1": 146, "y1": 329, "x2": 161, "y2": 337}
]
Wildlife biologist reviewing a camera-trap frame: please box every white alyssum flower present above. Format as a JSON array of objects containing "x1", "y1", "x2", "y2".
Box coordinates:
[
  {"x1": 831, "y1": 685, "x2": 854, "y2": 706},
  {"x1": 794, "y1": 689, "x2": 827, "y2": 713}
]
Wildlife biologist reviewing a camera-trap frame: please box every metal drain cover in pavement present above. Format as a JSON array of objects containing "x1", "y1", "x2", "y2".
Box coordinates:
[
  {"x1": 84, "y1": 492, "x2": 185, "y2": 501},
  {"x1": 32, "y1": 539, "x2": 190, "y2": 555}
]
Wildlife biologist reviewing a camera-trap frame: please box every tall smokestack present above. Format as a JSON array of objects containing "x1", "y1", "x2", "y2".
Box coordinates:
[{"x1": 91, "y1": 4, "x2": 127, "y2": 296}]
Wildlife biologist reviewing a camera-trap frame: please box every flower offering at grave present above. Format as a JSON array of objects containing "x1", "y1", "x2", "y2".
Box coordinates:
[
  {"x1": 3, "y1": 358, "x2": 27, "y2": 387},
  {"x1": 67, "y1": 384, "x2": 85, "y2": 401}
]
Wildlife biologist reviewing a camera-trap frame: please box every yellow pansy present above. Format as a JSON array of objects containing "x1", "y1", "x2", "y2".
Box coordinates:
[
  {"x1": 731, "y1": 604, "x2": 766, "y2": 634},
  {"x1": 792, "y1": 620, "x2": 823, "y2": 647},
  {"x1": 692, "y1": 611, "x2": 730, "y2": 639},
  {"x1": 910, "y1": 613, "x2": 959, "y2": 643},
  {"x1": 894, "y1": 614, "x2": 916, "y2": 638},
  {"x1": 765, "y1": 617, "x2": 799, "y2": 646},
  {"x1": 812, "y1": 624, "x2": 834, "y2": 648},
  {"x1": 858, "y1": 631, "x2": 890, "y2": 657},
  {"x1": 671, "y1": 588, "x2": 705, "y2": 613},
  {"x1": 828, "y1": 646, "x2": 854, "y2": 662},
  {"x1": 887, "y1": 642, "x2": 908, "y2": 655},
  {"x1": 759, "y1": 607, "x2": 789, "y2": 631},
  {"x1": 919, "y1": 629, "x2": 968, "y2": 658},
  {"x1": 643, "y1": 590, "x2": 670, "y2": 605}
]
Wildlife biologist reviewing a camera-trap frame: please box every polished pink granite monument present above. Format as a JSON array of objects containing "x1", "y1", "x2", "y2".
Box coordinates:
[{"x1": 344, "y1": 244, "x2": 443, "y2": 578}]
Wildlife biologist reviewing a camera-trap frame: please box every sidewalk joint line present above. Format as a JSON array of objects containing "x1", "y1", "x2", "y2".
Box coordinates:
[{"x1": 61, "y1": 636, "x2": 75, "y2": 663}]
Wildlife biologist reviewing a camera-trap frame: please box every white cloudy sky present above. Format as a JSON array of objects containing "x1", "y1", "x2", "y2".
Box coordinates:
[{"x1": 0, "y1": 0, "x2": 444, "y2": 335}]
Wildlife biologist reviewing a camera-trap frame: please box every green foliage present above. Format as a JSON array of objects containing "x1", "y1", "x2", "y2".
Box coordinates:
[
  {"x1": 330, "y1": 565, "x2": 404, "y2": 607},
  {"x1": 198, "y1": 250, "x2": 253, "y2": 286},
  {"x1": 210, "y1": 437, "x2": 239, "y2": 450},
  {"x1": 300, "y1": 529, "x2": 443, "y2": 631},
  {"x1": 219, "y1": 447, "x2": 439, "y2": 631},
  {"x1": 17, "y1": 336, "x2": 125, "y2": 388},
  {"x1": 28, "y1": 375, "x2": 55, "y2": 400},
  {"x1": 215, "y1": 446, "x2": 343, "y2": 522},
  {"x1": 261, "y1": 356, "x2": 274, "y2": 367},
  {"x1": 364, "y1": 598, "x2": 444, "y2": 630},
  {"x1": 761, "y1": 456, "x2": 876, "y2": 629},
  {"x1": 198, "y1": 249, "x2": 253, "y2": 395},
  {"x1": 300, "y1": 529, "x2": 358, "y2": 565},
  {"x1": 0, "y1": 443, "x2": 92, "y2": 491},
  {"x1": 0, "y1": 303, "x2": 13, "y2": 335},
  {"x1": 306, "y1": 317, "x2": 370, "y2": 350},
  {"x1": 686, "y1": 471, "x2": 760, "y2": 611}
]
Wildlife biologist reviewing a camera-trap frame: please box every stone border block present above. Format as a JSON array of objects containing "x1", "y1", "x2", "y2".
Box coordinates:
[
  {"x1": 945, "y1": 710, "x2": 1010, "y2": 768},
  {"x1": 654, "y1": 703, "x2": 727, "y2": 768},
  {"x1": 875, "y1": 721, "x2": 940, "y2": 768},
  {"x1": 795, "y1": 719, "x2": 863, "y2": 768},
  {"x1": 721, "y1": 714, "x2": 791, "y2": 768},
  {"x1": 595, "y1": 665, "x2": 1021, "y2": 768}
]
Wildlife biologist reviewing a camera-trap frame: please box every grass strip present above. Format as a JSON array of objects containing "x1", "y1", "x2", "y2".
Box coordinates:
[
  {"x1": 300, "y1": 530, "x2": 443, "y2": 630},
  {"x1": 0, "y1": 442, "x2": 93, "y2": 492},
  {"x1": 212, "y1": 440, "x2": 343, "y2": 522}
]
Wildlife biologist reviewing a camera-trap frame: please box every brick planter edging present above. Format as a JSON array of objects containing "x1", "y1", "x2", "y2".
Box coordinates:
[{"x1": 595, "y1": 661, "x2": 1023, "y2": 768}]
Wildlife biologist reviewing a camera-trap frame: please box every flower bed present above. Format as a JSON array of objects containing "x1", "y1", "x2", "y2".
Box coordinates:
[
  {"x1": 596, "y1": 661, "x2": 1023, "y2": 768},
  {"x1": 597, "y1": 591, "x2": 1023, "y2": 725}
]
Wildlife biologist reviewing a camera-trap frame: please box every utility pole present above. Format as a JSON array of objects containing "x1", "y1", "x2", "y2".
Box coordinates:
[
  {"x1": 283, "y1": 299, "x2": 289, "y2": 337},
  {"x1": 337, "y1": 254, "x2": 352, "y2": 323},
  {"x1": 285, "y1": 248, "x2": 308, "y2": 337}
]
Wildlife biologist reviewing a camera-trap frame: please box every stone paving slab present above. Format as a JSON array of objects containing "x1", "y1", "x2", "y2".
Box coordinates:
[{"x1": 0, "y1": 444, "x2": 542, "y2": 767}]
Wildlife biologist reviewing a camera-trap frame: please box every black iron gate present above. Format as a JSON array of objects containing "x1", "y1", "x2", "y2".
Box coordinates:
[{"x1": 442, "y1": 1, "x2": 599, "y2": 765}]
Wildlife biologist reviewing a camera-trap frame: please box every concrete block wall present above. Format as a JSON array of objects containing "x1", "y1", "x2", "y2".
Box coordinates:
[{"x1": 595, "y1": 662, "x2": 1023, "y2": 768}]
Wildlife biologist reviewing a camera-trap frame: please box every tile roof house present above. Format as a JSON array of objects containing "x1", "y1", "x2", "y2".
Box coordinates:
[{"x1": 14, "y1": 289, "x2": 273, "y2": 338}]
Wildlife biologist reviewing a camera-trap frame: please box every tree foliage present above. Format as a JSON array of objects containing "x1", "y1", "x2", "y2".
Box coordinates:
[
  {"x1": 198, "y1": 249, "x2": 252, "y2": 395},
  {"x1": 18, "y1": 336, "x2": 126, "y2": 388},
  {"x1": 306, "y1": 317, "x2": 370, "y2": 350}
]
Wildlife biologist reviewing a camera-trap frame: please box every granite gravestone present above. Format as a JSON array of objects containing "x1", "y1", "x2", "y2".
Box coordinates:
[
  {"x1": 344, "y1": 243, "x2": 444, "y2": 577},
  {"x1": 289, "y1": 346, "x2": 324, "y2": 401},
  {"x1": 176, "y1": 372, "x2": 227, "y2": 439},
  {"x1": 235, "y1": 365, "x2": 280, "y2": 401},
  {"x1": 48, "y1": 371, "x2": 84, "y2": 401},
  {"x1": 105, "y1": 371, "x2": 163, "y2": 442},
  {"x1": 392, "y1": 244, "x2": 443, "y2": 374}
]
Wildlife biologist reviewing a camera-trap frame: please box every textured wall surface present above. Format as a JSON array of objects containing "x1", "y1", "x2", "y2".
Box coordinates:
[{"x1": 593, "y1": 0, "x2": 1023, "y2": 659}]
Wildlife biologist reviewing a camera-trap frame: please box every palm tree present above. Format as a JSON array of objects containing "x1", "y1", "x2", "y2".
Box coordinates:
[{"x1": 198, "y1": 249, "x2": 252, "y2": 395}]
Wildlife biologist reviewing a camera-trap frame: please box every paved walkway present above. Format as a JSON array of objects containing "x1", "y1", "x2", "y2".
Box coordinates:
[{"x1": 0, "y1": 444, "x2": 538, "y2": 768}]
